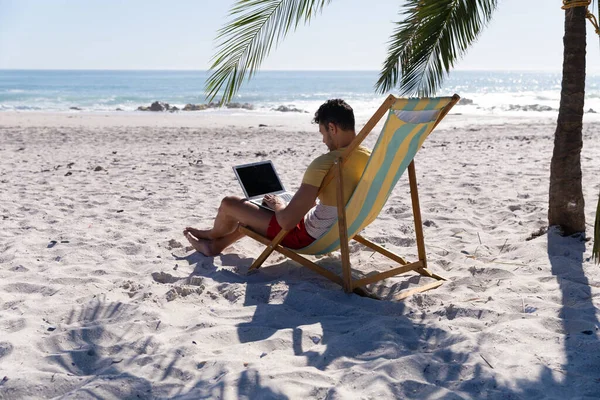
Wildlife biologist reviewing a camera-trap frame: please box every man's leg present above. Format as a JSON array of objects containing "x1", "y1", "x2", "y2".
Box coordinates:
[
  {"x1": 187, "y1": 196, "x2": 273, "y2": 238},
  {"x1": 184, "y1": 196, "x2": 274, "y2": 255},
  {"x1": 184, "y1": 229, "x2": 245, "y2": 257}
]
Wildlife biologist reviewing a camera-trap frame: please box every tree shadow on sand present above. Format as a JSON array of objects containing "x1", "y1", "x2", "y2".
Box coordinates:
[
  {"x1": 34, "y1": 272, "x2": 289, "y2": 399},
  {"x1": 515, "y1": 227, "x2": 600, "y2": 397},
  {"x1": 176, "y1": 236, "x2": 600, "y2": 399},
  {"x1": 35, "y1": 295, "x2": 238, "y2": 399}
]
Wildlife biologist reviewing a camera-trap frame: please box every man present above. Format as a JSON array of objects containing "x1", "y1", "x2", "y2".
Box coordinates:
[{"x1": 183, "y1": 99, "x2": 371, "y2": 256}]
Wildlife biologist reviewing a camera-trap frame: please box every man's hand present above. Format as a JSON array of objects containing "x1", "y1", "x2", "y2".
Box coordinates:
[
  {"x1": 262, "y1": 194, "x2": 286, "y2": 211},
  {"x1": 275, "y1": 184, "x2": 319, "y2": 230}
]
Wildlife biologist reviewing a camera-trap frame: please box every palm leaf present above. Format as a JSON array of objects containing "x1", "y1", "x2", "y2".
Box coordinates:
[
  {"x1": 205, "y1": 0, "x2": 331, "y2": 104},
  {"x1": 376, "y1": 0, "x2": 498, "y2": 96}
]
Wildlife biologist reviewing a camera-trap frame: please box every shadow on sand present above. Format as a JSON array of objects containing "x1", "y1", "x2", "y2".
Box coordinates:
[
  {"x1": 33, "y1": 232, "x2": 599, "y2": 399},
  {"x1": 176, "y1": 233, "x2": 600, "y2": 399},
  {"x1": 37, "y1": 295, "x2": 210, "y2": 398}
]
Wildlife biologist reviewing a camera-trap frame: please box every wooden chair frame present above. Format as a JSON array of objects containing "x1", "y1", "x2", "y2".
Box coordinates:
[{"x1": 239, "y1": 94, "x2": 460, "y2": 300}]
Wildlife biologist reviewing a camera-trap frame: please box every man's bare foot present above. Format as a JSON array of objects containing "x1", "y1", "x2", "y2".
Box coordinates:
[
  {"x1": 184, "y1": 232, "x2": 217, "y2": 256},
  {"x1": 183, "y1": 226, "x2": 212, "y2": 240}
]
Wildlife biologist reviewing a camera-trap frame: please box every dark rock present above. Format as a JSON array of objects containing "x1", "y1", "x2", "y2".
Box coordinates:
[
  {"x1": 586, "y1": 108, "x2": 597, "y2": 113},
  {"x1": 458, "y1": 98, "x2": 474, "y2": 105},
  {"x1": 115, "y1": 108, "x2": 124, "y2": 111},
  {"x1": 272, "y1": 105, "x2": 305, "y2": 113},
  {"x1": 136, "y1": 101, "x2": 171, "y2": 111},
  {"x1": 94, "y1": 166, "x2": 104, "y2": 172},
  {"x1": 170, "y1": 106, "x2": 180, "y2": 112},
  {"x1": 183, "y1": 103, "x2": 207, "y2": 111},
  {"x1": 225, "y1": 102, "x2": 254, "y2": 110},
  {"x1": 259, "y1": 124, "x2": 268, "y2": 127},
  {"x1": 70, "y1": 107, "x2": 82, "y2": 111},
  {"x1": 150, "y1": 101, "x2": 169, "y2": 112},
  {"x1": 508, "y1": 104, "x2": 554, "y2": 112},
  {"x1": 182, "y1": 102, "x2": 255, "y2": 111}
]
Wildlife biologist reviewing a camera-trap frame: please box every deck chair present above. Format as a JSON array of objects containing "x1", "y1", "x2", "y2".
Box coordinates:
[{"x1": 239, "y1": 94, "x2": 460, "y2": 300}]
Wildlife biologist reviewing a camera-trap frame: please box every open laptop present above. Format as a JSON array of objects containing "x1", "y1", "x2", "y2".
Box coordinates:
[{"x1": 233, "y1": 161, "x2": 294, "y2": 211}]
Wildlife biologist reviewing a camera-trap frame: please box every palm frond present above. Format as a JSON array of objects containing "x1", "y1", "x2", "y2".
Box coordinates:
[
  {"x1": 376, "y1": 0, "x2": 498, "y2": 96},
  {"x1": 594, "y1": 192, "x2": 600, "y2": 264},
  {"x1": 205, "y1": 0, "x2": 331, "y2": 104}
]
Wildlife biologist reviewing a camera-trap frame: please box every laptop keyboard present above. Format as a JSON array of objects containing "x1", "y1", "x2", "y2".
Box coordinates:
[
  {"x1": 251, "y1": 192, "x2": 294, "y2": 211},
  {"x1": 279, "y1": 193, "x2": 293, "y2": 202}
]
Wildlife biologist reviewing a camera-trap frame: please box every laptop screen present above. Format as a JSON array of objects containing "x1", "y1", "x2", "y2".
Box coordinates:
[{"x1": 235, "y1": 162, "x2": 284, "y2": 198}]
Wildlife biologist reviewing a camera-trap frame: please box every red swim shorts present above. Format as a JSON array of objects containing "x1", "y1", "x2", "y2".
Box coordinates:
[{"x1": 266, "y1": 214, "x2": 316, "y2": 249}]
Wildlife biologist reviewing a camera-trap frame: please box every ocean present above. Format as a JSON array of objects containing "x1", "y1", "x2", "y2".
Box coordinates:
[{"x1": 1, "y1": 69, "x2": 600, "y2": 117}]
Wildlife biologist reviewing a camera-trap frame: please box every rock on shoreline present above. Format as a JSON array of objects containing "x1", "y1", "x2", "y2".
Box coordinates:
[
  {"x1": 137, "y1": 101, "x2": 175, "y2": 112},
  {"x1": 458, "y1": 98, "x2": 474, "y2": 105},
  {"x1": 271, "y1": 105, "x2": 307, "y2": 113},
  {"x1": 137, "y1": 101, "x2": 255, "y2": 112},
  {"x1": 136, "y1": 101, "x2": 308, "y2": 113},
  {"x1": 455, "y1": 98, "x2": 598, "y2": 113}
]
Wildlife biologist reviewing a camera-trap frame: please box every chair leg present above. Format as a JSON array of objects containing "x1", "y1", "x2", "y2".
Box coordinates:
[
  {"x1": 240, "y1": 226, "x2": 344, "y2": 285},
  {"x1": 335, "y1": 158, "x2": 353, "y2": 293},
  {"x1": 408, "y1": 161, "x2": 428, "y2": 269},
  {"x1": 247, "y1": 228, "x2": 288, "y2": 271}
]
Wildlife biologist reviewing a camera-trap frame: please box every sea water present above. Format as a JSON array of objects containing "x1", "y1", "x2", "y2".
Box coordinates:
[{"x1": 1, "y1": 69, "x2": 600, "y2": 117}]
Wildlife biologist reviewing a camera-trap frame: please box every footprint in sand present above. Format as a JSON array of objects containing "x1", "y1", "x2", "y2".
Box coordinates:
[
  {"x1": 121, "y1": 280, "x2": 145, "y2": 298},
  {"x1": 154, "y1": 271, "x2": 201, "y2": 284},
  {"x1": 2, "y1": 282, "x2": 58, "y2": 297},
  {"x1": 120, "y1": 243, "x2": 142, "y2": 255},
  {"x1": 151, "y1": 270, "x2": 207, "y2": 302},
  {"x1": 165, "y1": 285, "x2": 205, "y2": 302},
  {"x1": 0, "y1": 318, "x2": 26, "y2": 333},
  {"x1": 151, "y1": 271, "x2": 185, "y2": 284},
  {"x1": 8, "y1": 265, "x2": 29, "y2": 272},
  {"x1": 0, "y1": 342, "x2": 13, "y2": 359},
  {"x1": 166, "y1": 239, "x2": 183, "y2": 250}
]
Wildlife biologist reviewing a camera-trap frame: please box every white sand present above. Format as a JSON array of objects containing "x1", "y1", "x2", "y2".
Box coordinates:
[{"x1": 0, "y1": 110, "x2": 599, "y2": 399}]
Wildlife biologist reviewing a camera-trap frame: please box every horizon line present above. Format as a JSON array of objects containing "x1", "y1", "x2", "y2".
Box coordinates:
[{"x1": 0, "y1": 67, "x2": 572, "y2": 73}]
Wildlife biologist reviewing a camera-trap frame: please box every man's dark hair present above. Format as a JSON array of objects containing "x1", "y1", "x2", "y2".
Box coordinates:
[{"x1": 313, "y1": 99, "x2": 355, "y2": 131}]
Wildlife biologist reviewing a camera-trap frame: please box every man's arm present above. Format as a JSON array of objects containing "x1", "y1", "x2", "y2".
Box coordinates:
[{"x1": 275, "y1": 183, "x2": 319, "y2": 230}]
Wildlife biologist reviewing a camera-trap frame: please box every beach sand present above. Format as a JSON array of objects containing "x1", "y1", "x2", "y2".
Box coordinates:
[{"x1": 0, "y1": 111, "x2": 599, "y2": 399}]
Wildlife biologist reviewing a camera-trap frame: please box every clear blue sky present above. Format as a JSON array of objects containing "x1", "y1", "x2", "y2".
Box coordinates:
[{"x1": 1, "y1": 0, "x2": 600, "y2": 71}]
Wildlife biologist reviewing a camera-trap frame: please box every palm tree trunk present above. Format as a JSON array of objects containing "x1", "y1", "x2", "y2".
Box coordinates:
[
  {"x1": 594, "y1": 193, "x2": 600, "y2": 262},
  {"x1": 549, "y1": 4, "x2": 587, "y2": 235}
]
